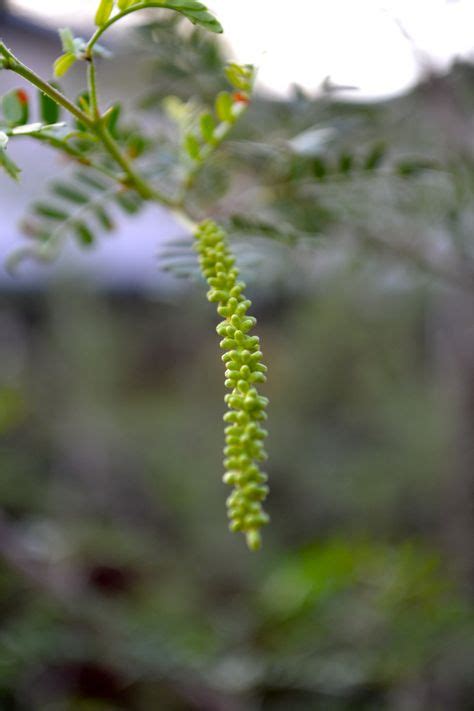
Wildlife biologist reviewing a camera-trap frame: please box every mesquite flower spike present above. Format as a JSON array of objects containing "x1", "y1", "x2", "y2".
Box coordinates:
[{"x1": 195, "y1": 219, "x2": 270, "y2": 551}]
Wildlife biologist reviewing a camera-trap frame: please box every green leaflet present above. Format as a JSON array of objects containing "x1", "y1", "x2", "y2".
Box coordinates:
[
  {"x1": 95, "y1": 0, "x2": 115, "y2": 26},
  {"x1": 12, "y1": 171, "x2": 142, "y2": 270},
  {"x1": 118, "y1": 0, "x2": 139, "y2": 8},
  {"x1": 225, "y1": 63, "x2": 254, "y2": 92},
  {"x1": 156, "y1": 0, "x2": 223, "y2": 33},
  {"x1": 54, "y1": 28, "x2": 88, "y2": 77},
  {"x1": 215, "y1": 91, "x2": 234, "y2": 123},
  {"x1": 195, "y1": 220, "x2": 270, "y2": 551},
  {"x1": 0, "y1": 152, "x2": 21, "y2": 180},
  {"x1": 53, "y1": 52, "x2": 77, "y2": 78},
  {"x1": 58, "y1": 27, "x2": 76, "y2": 54},
  {"x1": 0, "y1": 144, "x2": 21, "y2": 181},
  {"x1": 2, "y1": 89, "x2": 29, "y2": 127},
  {"x1": 199, "y1": 113, "x2": 215, "y2": 143},
  {"x1": 123, "y1": 1, "x2": 223, "y2": 34},
  {"x1": 52, "y1": 182, "x2": 90, "y2": 204},
  {"x1": 102, "y1": 104, "x2": 121, "y2": 139},
  {"x1": 33, "y1": 203, "x2": 70, "y2": 221},
  {"x1": 38, "y1": 87, "x2": 61, "y2": 125},
  {"x1": 0, "y1": 131, "x2": 20, "y2": 181},
  {"x1": 184, "y1": 133, "x2": 201, "y2": 161},
  {"x1": 74, "y1": 221, "x2": 95, "y2": 246}
]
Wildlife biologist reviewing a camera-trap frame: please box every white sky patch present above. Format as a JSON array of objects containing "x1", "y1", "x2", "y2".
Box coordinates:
[{"x1": 10, "y1": 0, "x2": 474, "y2": 99}]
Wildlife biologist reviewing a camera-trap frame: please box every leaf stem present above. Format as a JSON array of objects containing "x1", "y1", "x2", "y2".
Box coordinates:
[
  {"x1": 86, "y1": 2, "x2": 212, "y2": 55},
  {"x1": 176, "y1": 103, "x2": 249, "y2": 207},
  {"x1": 29, "y1": 133, "x2": 121, "y2": 182},
  {"x1": 0, "y1": 40, "x2": 175, "y2": 208},
  {"x1": 0, "y1": 42, "x2": 94, "y2": 128},
  {"x1": 94, "y1": 121, "x2": 172, "y2": 204},
  {"x1": 87, "y1": 59, "x2": 101, "y2": 121}
]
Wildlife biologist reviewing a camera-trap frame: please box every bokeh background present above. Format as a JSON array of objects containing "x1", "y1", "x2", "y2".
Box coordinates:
[{"x1": 1, "y1": 1, "x2": 474, "y2": 709}]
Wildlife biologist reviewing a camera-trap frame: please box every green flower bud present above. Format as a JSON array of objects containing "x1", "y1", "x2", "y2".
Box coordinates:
[{"x1": 195, "y1": 219, "x2": 270, "y2": 550}]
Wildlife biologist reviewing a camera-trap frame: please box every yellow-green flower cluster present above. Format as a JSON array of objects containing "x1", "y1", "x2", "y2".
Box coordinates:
[{"x1": 195, "y1": 219, "x2": 269, "y2": 550}]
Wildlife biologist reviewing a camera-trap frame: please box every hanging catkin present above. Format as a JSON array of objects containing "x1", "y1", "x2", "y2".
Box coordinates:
[{"x1": 195, "y1": 219, "x2": 269, "y2": 550}]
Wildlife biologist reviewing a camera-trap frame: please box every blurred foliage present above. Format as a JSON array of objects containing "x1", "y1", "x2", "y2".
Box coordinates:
[
  {"x1": 137, "y1": 21, "x2": 474, "y2": 293},
  {"x1": 0, "y1": 277, "x2": 472, "y2": 709}
]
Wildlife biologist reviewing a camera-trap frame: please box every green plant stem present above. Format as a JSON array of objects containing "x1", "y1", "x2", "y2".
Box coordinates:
[
  {"x1": 85, "y1": 53, "x2": 174, "y2": 204},
  {"x1": 30, "y1": 134, "x2": 121, "y2": 182},
  {"x1": 176, "y1": 103, "x2": 250, "y2": 206},
  {"x1": 0, "y1": 41, "x2": 176, "y2": 208},
  {"x1": 86, "y1": 2, "x2": 194, "y2": 54},
  {"x1": 93, "y1": 121, "x2": 169, "y2": 203},
  {"x1": 0, "y1": 42, "x2": 93, "y2": 128},
  {"x1": 87, "y1": 59, "x2": 100, "y2": 121}
]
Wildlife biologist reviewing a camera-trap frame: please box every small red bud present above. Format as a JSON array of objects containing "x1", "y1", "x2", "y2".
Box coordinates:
[
  {"x1": 16, "y1": 89, "x2": 29, "y2": 105},
  {"x1": 233, "y1": 92, "x2": 249, "y2": 105}
]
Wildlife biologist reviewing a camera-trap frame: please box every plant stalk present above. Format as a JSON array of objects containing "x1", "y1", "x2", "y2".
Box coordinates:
[
  {"x1": 0, "y1": 41, "x2": 93, "y2": 128},
  {"x1": 1, "y1": 41, "x2": 175, "y2": 208}
]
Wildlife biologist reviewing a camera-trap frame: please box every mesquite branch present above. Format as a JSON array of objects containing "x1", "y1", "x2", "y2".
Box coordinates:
[{"x1": 0, "y1": 2, "x2": 266, "y2": 550}]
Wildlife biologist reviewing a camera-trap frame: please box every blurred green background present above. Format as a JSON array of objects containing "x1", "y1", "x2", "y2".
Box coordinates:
[{"x1": 1, "y1": 6, "x2": 474, "y2": 710}]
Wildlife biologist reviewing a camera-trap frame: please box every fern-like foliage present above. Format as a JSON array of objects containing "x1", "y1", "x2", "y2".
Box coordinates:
[
  {"x1": 7, "y1": 171, "x2": 142, "y2": 272},
  {"x1": 136, "y1": 16, "x2": 227, "y2": 106}
]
